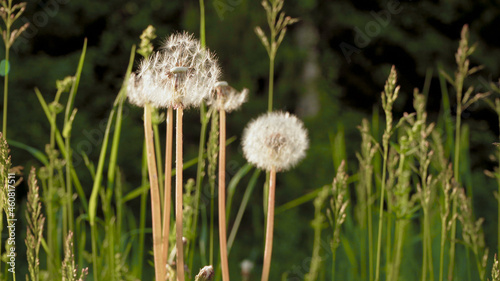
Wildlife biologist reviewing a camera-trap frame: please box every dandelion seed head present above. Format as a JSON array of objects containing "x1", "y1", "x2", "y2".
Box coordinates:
[
  {"x1": 195, "y1": 265, "x2": 215, "y2": 281},
  {"x1": 158, "y1": 32, "x2": 221, "y2": 108},
  {"x1": 242, "y1": 112, "x2": 309, "y2": 172},
  {"x1": 207, "y1": 81, "x2": 248, "y2": 112},
  {"x1": 240, "y1": 260, "x2": 254, "y2": 275},
  {"x1": 128, "y1": 32, "x2": 220, "y2": 109},
  {"x1": 127, "y1": 53, "x2": 173, "y2": 108}
]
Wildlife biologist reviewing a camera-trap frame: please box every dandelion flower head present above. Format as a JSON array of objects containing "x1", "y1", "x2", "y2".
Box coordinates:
[
  {"x1": 127, "y1": 53, "x2": 169, "y2": 107},
  {"x1": 207, "y1": 81, "x2": 248, "y2": 112},
  {"x1": 158, "y1": 32, "x2": 220, "y2": 108},
  {"x1": 127, "y1": 32, "x2": 220, "y2": 109},
  {"x1": 242, "y1": 112, "x2": 309, "y2": 172}
]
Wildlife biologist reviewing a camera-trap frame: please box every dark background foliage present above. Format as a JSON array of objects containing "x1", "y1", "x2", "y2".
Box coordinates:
[{"x1": 5, "y1": 0, "x2": 500, "y2": 279}]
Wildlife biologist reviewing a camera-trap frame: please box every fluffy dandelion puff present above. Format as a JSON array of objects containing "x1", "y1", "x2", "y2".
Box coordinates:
[
  {"x1": 128, "y1": 32, "x2": 220, "y2": 109},
  {"x1": 158, "y1": 32, "x2": 221, "y2": 108},
  {"x1": 207, "y1": 81, "x2": 248, "y2": 112},
  {"x1": 242, "y1": 112, "x2": 309, "y2": 172},
  {"x1": 127, "y1": 53, "x2": 171, "y2": 108}
]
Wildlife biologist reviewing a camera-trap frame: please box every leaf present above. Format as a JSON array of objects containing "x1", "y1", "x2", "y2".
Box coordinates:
[
  {"x1": 7, "y1": 139, "x2": 48, "y2": 166},
  {"x1": 121, "y1": 184, "x2": 150, "y2": 204}
]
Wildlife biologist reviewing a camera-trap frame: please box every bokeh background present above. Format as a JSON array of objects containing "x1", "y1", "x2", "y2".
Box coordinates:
[{"x1": 5, "y1": 0, "x2": 500, "y2": 279}]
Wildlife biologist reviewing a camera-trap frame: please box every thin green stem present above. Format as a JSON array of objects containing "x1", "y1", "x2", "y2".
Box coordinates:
[
  {"x1": 439, "y1": 217, "x2": 446, "y2": 281},
  {"x1": 2, "y1": 26, "x2": 9, "y2": 138},
  {"x1": 189, "y1": 105, "x2": 211, "y2": 270},
  {"x1": 374, "y1": 145, "x2": 389, "y2": 281},
  {"x1": 268, "y1": 58, "x2": 275, "y2": 112},
  {"x1": 91, "y1": 220, "x2": 99, "y2": 281},
  {"x1": 391, "y1": 220, "x2": 405, "y2": 281},
  {"x1": 332, "y1": 245, "x2": 337, "y2": 281},
  {"x1": 227, "y1": 169, "x2": 260, "y2": 253},
  {"x1": 449, "y1": 100, "x2": 462, "y2": 281},
  {"x1": 210, "y1": 181, "x2": 215, "y2": 266},
  {"x1": 199, "y1": 0, "x2": 205, "y2": 48},
  {"x1": 367, "y1": 169, "x2": 374, "y2": 281},
  {"x1": 426, "y1": 212, "x2": 435, "y2": 281},
  {"x1": 497, "y1": 105, "x2": 500, "y2": 259},
  {"x1": 136, "y1": 143, "x2": 148, "y2": 279}
]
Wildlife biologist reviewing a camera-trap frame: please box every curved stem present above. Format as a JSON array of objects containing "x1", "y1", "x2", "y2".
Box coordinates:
[
  {"x1": 145, "y1": 104, "x2": 165, "y2": 281},
  {"x1": 163, "y1": 107, "x2": 174, "y2": 268},
  {"x1": 176, "y1": 107, "x2": 185, "y2": 281},
  {"x1": 261, "y1": 167, "x2": 276, "y2": 281},
  {"x1": 219, "y1": 109, "x2": 230, "y2": 281}
]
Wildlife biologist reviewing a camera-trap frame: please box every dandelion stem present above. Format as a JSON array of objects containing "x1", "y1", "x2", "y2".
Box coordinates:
[
  {"x1": 261, "y1": 167, "x2": 276, "y2": 281},
  {"x1": 162, "y1": 107, "x2": 174, "y2": 270},
  {"x1": 176, "y1": 106, "x2": 186, "y2": 281},
  {"x1": 145, "y1": 104, "x2": 165, "y2": 281},
  {"x1": 219, "y1": 107, "x2": 230, "y2": 281}
]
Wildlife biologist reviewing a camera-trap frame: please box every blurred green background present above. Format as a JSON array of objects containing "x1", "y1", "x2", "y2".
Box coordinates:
[{"x1": 4, "y1": 0, "x2": 500, "y2": 279}]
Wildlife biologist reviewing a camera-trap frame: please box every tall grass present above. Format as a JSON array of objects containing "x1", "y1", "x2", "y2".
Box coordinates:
[{"x1": 0, "y1": 2, "x2": 499, "y2": 281}]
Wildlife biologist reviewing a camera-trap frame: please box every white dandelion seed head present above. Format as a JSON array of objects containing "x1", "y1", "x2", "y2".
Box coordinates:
[
  {"x1": 157, "y1": 32, "x2": 221, "y2": 108},
  {"x1": 240, "y1": 260, "x2": 254, "y2": 275},
  {"x1": 242, "y1": 112, "x2": 309, "y2": 172},
  {"x1": 127, "y1": 53, "x2": 174, "y2": 108},
  {"x1": 127, "y1": 73, "x2": 144, "y2": 107},
  {"x1": 207, "y1": 81, "x2": 248, "y2": 112}
]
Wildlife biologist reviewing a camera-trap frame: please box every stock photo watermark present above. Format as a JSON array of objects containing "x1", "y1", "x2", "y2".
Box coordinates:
[
  {"x1": 213, "y1": 0, "x2": 243, "y2": 20},
  {"x1": 6, "y1": 173, "x2": 16, "y2": 274},
  {"x1": 339, "y1": 0, "x2": 403, "y2": 63}
]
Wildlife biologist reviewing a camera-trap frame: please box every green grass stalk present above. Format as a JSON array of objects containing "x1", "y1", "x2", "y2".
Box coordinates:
[
  {"x1": 375, "y1": 66, "x2": 399, "y2": 281},
  {"x1": 63, "y1": 38, "x2": 87, "y2": 240},
  {"x1": 497, "y1": 99, "x2": 500, "y2": 259},
  {"x1": 227, "y1": 169, "x2": 260, "y2": 253},
  {"x1": 1, "y1": 0, "x2": 12, "y2": 138},
  {"x1": 189, "y1": 105, "x2": 211, "y2": 270},
  {"x1": 136, "y1": 143, "x2": 149, "y2": 278}
]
